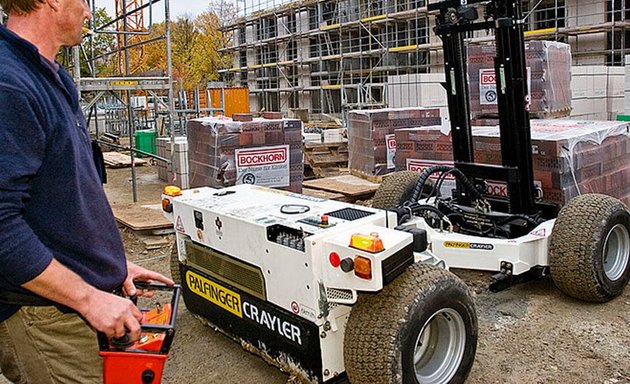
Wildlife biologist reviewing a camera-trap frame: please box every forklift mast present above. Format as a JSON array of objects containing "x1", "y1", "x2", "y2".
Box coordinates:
[{"x1": 428, "y1": 0, "x2": 537, "y2": 215}]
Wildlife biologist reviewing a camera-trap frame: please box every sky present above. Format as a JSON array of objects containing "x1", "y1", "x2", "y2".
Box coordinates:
[{"x1": 97, "y1": 0, "x2": 215, "y2": 24}]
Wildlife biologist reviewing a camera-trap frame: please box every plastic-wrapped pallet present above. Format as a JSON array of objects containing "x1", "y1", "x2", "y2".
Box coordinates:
[
  {"x1": 348, "y1": 107, "x2": 441, "y2": 176},
  {"x1": 394, "y1": 120, "x2": 630, "y2": 207},
  {"x1": 468, "y1": 41, "x2": 572, "y2": 119},
  {"x1": 186, "y1": 116, "x2": 303, "y2": 193},
  {"x1": 473, "y1": 120, "x2": 630, "y2": 206}
]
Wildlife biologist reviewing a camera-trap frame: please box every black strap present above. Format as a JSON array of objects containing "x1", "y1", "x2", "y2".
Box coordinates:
[
  {"x1": 91, "y1": 140, "x2": 107, "y2": 184},
  {"x1": 0, "y1": 290, "x2": 55, "y2": 306}
]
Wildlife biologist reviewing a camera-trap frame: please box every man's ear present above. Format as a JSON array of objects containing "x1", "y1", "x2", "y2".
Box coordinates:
[{"x1": 46, "y1": 0, "x2": 61, "y2": 12}]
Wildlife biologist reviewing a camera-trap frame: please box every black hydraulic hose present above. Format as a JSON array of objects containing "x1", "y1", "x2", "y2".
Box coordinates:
[
  {"x1": 396, "y1": 203, "x2": 447, "y2": 225},
  {"x1": 410, "y1": 166, "x2": 482, "y2": 203}
]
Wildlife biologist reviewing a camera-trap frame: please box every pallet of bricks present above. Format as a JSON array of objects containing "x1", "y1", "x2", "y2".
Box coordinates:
[
  {"x1": 186, "y1": 115, "x2": 304, "y2": 193},
  {"x1": 348, "y1": 107, "x2": 442, "y2": 177},
  {"x1": 468, "y1": 40, "x2": 572, "y2": 121},
  {"x1": 394, "y1": 120, "x2": 630, "y2": 207}
]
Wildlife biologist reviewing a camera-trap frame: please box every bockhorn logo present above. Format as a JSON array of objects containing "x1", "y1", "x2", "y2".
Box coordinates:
[{"x1": 237, "y1": 148, "x2": 287, "y2": 167}]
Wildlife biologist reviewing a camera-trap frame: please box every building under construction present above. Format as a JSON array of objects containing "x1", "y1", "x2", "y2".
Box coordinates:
[{"x1": 219, "y1": 0, "x2": 630, "y2": 121}]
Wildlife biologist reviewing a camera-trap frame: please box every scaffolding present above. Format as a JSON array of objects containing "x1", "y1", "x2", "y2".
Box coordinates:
[
  {"x1": 74, "y1": 0, "x2": 176, "y2": 202},
  {"x1": 220, "y1": 0, "x2": 630, "y2": 121}
]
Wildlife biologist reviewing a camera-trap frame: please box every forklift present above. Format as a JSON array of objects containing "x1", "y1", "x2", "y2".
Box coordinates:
[{"x1": 373, "y1": 0, "x2": 630, "y2": 302}]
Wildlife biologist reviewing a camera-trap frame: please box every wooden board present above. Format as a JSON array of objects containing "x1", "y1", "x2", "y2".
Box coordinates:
[
  {"x1": 350, "y1": 169, "x2": 386, "y2": 184},
  {"x1": 302, "y1": 175, "x2": 379, "y2": 197},
  {"x1": 301, "y1": 187, "x2": 346, "y2": 201},
  {"x1": 111, "y1": 203, "x2": 172, "y2": 231},
  {"x1": 104, "y1": 152, "x2": 147, "y2": 168}
]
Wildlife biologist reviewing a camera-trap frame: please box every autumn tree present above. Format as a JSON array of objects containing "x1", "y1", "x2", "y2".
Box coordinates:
[{"x1": 118, "y1": 3, "x2": 234, "y2": 91}]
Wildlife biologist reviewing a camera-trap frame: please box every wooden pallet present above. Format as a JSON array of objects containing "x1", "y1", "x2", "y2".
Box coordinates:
[
  {"x1": 103, "y1": 152, "x2": 148, "y2": 168},
  {"x1": 303, "y1": 142, "x2": 348, "y2": 178}
]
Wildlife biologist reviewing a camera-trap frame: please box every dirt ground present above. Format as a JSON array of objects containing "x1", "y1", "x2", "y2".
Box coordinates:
[{"x1": 2, "y1": 164, "x2": 628, "y2": 384}]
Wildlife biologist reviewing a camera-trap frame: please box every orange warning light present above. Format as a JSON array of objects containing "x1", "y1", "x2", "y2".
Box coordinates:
[
  {"x1": 353, "y1": 256, "x2": 372, "y2": 280},
  {"x1": 163, "y1": 186, "x2": 182, "y2": 197},
  {"x1": 349, "y1": 232, "x2": 384, "y2": 253}
]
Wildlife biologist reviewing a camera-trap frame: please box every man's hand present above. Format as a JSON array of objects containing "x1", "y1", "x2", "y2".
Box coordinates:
[
  {"x1": 81, "y1": 290, "x2": 144, "y2": 340},
  {"x1": 22, "y1": 259, "x2": 154, "y2": 341},
  {"x1": 122, "y1": 261, "x2": 174, "y2": 297}
]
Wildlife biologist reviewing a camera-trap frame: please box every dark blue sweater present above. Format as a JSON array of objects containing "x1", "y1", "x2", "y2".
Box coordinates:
[{"x1": 0, "y1": 25, "x2": 127, "y2": 321}]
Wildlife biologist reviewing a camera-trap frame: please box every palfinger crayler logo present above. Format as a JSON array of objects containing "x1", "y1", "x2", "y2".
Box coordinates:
[
  {"x1": 444, "y1": 241, "x2": 494, "y2": 251},
  {"x1": 185, "y1": 270, "x2": 304, "y2": 346}
]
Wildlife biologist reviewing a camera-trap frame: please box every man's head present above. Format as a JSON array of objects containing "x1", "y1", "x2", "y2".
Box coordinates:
[
  {"x1": 2, "y1": 0, "x2": 91, "y2": 56},
  {"x1": 0, "y1": 0, "x2": 46, "y2": 16}
]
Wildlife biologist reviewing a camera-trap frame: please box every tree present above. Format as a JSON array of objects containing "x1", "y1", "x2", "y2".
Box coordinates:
[{"x1": 206, "y1": 0, "x2": 241, "y2": 28}]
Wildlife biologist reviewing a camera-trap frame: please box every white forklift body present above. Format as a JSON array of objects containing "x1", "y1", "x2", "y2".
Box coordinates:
[
  {"x1": 406, "y1": 211, "x2": 556, "y2": 277},
  {"x1": 164, "y1": 184, "x2": 464, "y2": 383}
]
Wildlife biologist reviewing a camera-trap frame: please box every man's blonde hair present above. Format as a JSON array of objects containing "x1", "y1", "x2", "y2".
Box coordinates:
[{"x1": 0, "y1": 0, "x2": 46, "y2": 16}]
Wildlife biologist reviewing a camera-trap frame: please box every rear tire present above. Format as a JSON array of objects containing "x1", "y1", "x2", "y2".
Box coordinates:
[
  {"x1": 372, "y1": 171, "x2": 421, "y2": 210},
  {"x1": 344, "y1": 263, "x2": 478, "y2": 384},
  {"x1": 549, "y1": 193, "x2": 630, "y2": 302}
]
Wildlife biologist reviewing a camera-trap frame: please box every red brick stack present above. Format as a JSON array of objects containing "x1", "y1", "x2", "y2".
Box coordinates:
[
  {"x1": 393, "y1": 120, "x2": 630, "y2": 207},
  {"x1": 468, "y1": 41, "x2": 572, "y2": 120},
  {"x1": 473, "y1": 120, "x2": 630, "y2": 206},
  {"x1": 348, "y1": 108, "x2": 441, "y2": 176},
  {"x1": 394, "y1": 126, "x2": 453, "y2": 168},
  {"x1": 187, "y1": 116, "x2": 303, "y2": 193}
]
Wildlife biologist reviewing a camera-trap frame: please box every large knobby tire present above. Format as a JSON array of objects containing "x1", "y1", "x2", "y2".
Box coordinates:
[
  {"x1": 372, "y1": 171, "x2": 421, "y2": 210},
  {"x1": 344, "y1": 263, "x2": 478, "y2": 384},
  {"x1": 549, "y1": 193, "x2": 630, "y2": 302},
  {"x1": 170, "y1": 242, "x2": 182, "y2": 285}
]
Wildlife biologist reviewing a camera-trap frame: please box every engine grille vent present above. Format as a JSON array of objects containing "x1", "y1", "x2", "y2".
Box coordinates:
[
  {"x1": 184, "y1": 240, "x2": 266, "y2": 300},
  {"x1": 326, "y1": 207, "x2": 374, "y2": 221}
]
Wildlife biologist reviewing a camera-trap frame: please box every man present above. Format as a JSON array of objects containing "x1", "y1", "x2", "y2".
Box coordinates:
[{"x1": 0, "y1": 0, "x2": 173, "y2": 383}]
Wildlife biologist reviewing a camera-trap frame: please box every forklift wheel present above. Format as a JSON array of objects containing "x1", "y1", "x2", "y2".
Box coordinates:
[
  {"x1": 372, "y1": 171, "x2": 421, "y2": 210},
  {"x1": 344, "y1": 263, "x2": 477, "y2": 384},
  {"x1": 170, "y1": 242, "x2": 182, "y2": 285},
  {"x1": 549, "y1": 193, "x2": 630, "y2": 302}
]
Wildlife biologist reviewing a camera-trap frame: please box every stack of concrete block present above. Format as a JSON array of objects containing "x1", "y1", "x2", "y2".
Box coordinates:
[
  {"x1": 156, "y1": 136, "x2": 189, "y2": 189},
  {"x1": 571, "y1": 66, "x2": 624, "y2": 120},
  {"x1": 386, "y1": 73, "x2": 449, "y2": 119},
  {"x1": 348, "y1": 107, "x2": 441, "y2": 176},
  {"x1": 393, "y1": 120, "x2": 630, "y2": 207},
  {"x1": 187, "y1": 116, "x2": 303, "y2": 193},
  {"x1": 468, "y1": 41, "x2": 572, "y2": 119}
]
